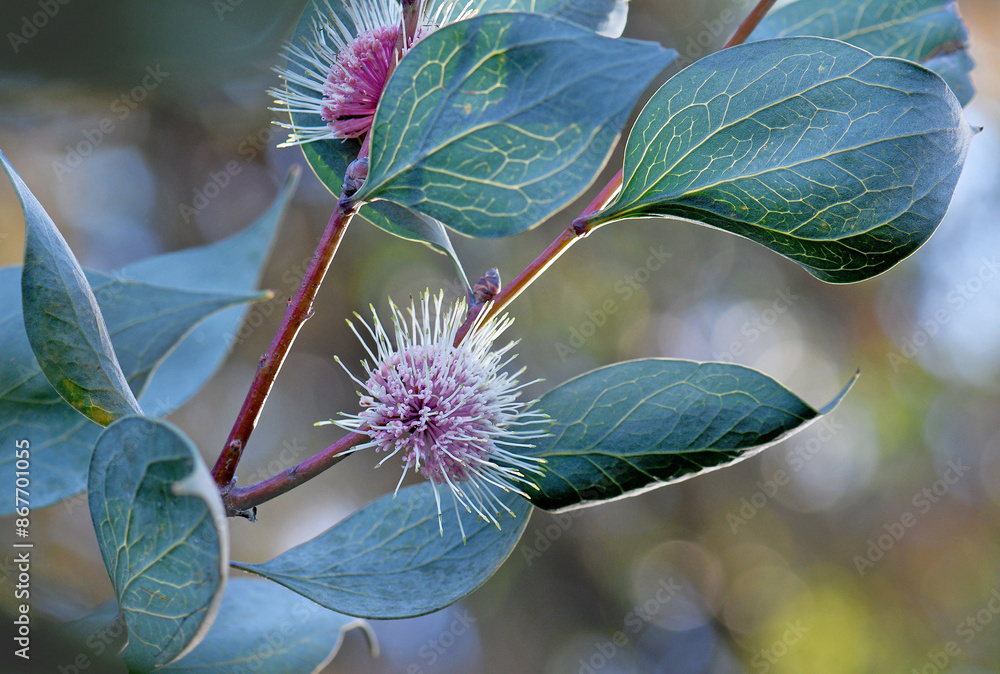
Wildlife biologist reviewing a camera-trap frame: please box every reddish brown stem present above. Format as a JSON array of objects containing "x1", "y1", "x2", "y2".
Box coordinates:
[
  {"x1": 212, "y1": 196, "x2": 358, "y2": 488},
  {"x1": 581, "y1": 167, "x2": 623, "y2": 218},
  {"x1": 724, "y1": 0, "x2": 777, "y2": 48},
  {"x1": 223, "y1": 431, "x2": 370, "y2": 517},
  {"x1": 454, "y1": 168, "x2": 623, "y2": 344},
  {"x1": 455, "y1": 225, "x2": 580, "y2": 344},
  {"x1": 453, "y1": 0, "x2": 779, "y2": 342}
]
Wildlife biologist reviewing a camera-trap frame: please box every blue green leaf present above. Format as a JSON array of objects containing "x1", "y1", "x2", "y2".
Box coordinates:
[
  {"x1": 588, "y1": 37, "x2": 976, "y2": 283},
  {"x1": 2, "y1": 149, "x2": 140, "y2": 425},
  {"x1": 749, "y1": 0, "x2": 975, "y2": 106},
  {"x1": 358, "y1": 13, "x2": 676, "y2": 238},
  {"x1": 1, "y1": 168, "x2": 291, "y2": 513},
  {"x1": 161, "y1": 579, "x2": 375, "y2": 672},
  {"x1": 120, "y1": 168, "x2": 298, "y2": 417},
  {"x1": 522, "y1": 359, "x2": 855, "y2": 511},
  {"x1": 0, "y1": 267, "x2": 268, "y2": 514},
  {"x1": 233, "y1": 483, "x2": 531, "y2": 618},
  {"x1": 88, "y1": 416, "x2": 227, "y2": 671}
]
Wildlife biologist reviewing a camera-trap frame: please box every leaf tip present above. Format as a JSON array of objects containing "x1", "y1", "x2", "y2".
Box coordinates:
[{"x1": 819, "y1": 370, "x2": 860, "y2": 415}]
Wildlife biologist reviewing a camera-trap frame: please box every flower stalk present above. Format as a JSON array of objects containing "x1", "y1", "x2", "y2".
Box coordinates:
[
  {"x1": 212, "y1": 193, "x2": 358, "y2": 490},
  {"x1": 222, "y1": 431, "x2": 370, "y2": 518}
]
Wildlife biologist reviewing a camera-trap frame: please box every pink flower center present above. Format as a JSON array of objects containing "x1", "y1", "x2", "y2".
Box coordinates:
[
  {"x1": 321, "y1": 24, "x2": 400, "y2": 139},
  {"x1": 360, "y1": 344, "x2": 504, "y2": 485}
]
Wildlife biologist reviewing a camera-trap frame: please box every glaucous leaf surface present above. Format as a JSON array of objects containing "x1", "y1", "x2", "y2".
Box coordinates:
[
  {"x1": 3, "y1": 149, "x2": 140, "y2": 426},
  {"x1": 522, "y1": 359, "x2": 855, "y2": 511},
  {"x1": 0, "y1": 267, "x2": 267, "y2": 514},
  {"x1": 89, "y1": 417, "x2": 228, "y2": 672},
  {"x1": 1, "y1": 168, "x2": 287, "y2": 512},
  {"x1": 162, "y1": 579, "x2": 375, "y2": 673},
  {"x1": 121, "y1": 168, "x2": 298, "y2": 416},
  {"x1": 233, "y1": 482, "x2": 531, "y2": 618},
  {"x1": 749, "y1": 0, "x2": 975, "y2": 106},
  {"x1": 588, "y1": 37, "x2": 976, "y2": 283},
  {"x1": 358, "y1": 13, "x2": 676, "y2": 237}
]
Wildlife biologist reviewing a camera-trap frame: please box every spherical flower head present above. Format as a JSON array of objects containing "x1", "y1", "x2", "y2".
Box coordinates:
[
  {"x1": 319, "y1": 23, "x2": 400, "y2": 139},
  {"x1": 270, "y1": 0, "x2": 476, "y2": 146},
  {"x1": 321, "y1": 291, "x2": 547, "y2": 538}
]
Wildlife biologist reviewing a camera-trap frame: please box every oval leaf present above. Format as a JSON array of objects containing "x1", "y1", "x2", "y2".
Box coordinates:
[
  {"x1": 749, "y1": 0, "x2": 975, "y2": 106},
  {"x1": 88, "y1": 416, "x2": 228, "y2": 671},
  {"x1": 521, "y1": 359, "x2": 855, "y2": 511},
  {"x1": 2, "y1": 149, "x2": 141, "y2": 425},
  {"x1": 161, "y1": 579, "x2": 375, "y2": 673},
  {"x1": 358, "y1": 12, "x2": 676, "y2": 238},
  {"x1": 0, "y1": 266, "x2": 269, "y2": 513},
  {"x1": 588, "y1": 37, "x2": 976, "y2": 283},
  {"x1": 233, "y1": 482, "x2": 531, "y2": 618}
]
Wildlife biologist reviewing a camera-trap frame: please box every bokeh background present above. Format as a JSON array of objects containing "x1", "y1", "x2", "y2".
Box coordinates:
[{"x1": 2, "y1": 0, "x2": 999, "y2": 672}]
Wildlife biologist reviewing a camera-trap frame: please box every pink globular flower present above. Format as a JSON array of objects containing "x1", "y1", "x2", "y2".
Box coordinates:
[
  {"x1": 319, "y1": 291, "x2": 547, "y2": 538},
  {"x1": 270, "y1": 0, "x2": 404, "y2": 145},
  {"x1": 270, "y1": 0, "x2": 476, "y2": 146},
  {"x1": 319, "y1": 24, "x2": 400, "y2": 139}
]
